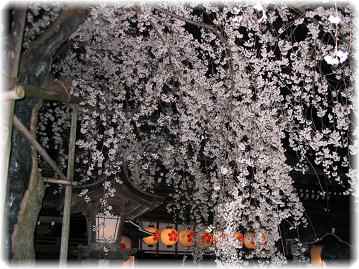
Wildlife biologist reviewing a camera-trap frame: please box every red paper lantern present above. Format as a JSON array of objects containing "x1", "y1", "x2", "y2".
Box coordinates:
[
  {"x1": 143, "y1": 226, "x2": 160, "y2": 247},
  {"x1": 199, "y1": 231, "x2": 214, "y2": 248},
  {"x1": 178, "y1": 229, "x2": 194, "y2": 248},
  {"x1": 214, "y1": 231, "x2": 228, "y2": 242},
  {"x1": 234, "y1": 232, "x2": 244, "y2": 241},
  {"x1": 256, "y1": 230, "x2": 268, "y2": 248},
  {"x1": 244, "y1": 232, "x2": 256, "y2": 249},
  {"x1": 160, "y1": 228, "x2": 178, "y2": 247},
  {"x1": 234, "y1": 232, "x2": 244, "y2": 248}
]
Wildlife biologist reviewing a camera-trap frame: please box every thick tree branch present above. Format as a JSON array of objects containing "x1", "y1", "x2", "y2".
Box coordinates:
[
  {"x1": 19, "y1": 8, "x2": 90, "y2": 86},
  {"x1": 12, "y1": 102, "x2": 45, "y2": 261},
  {"x1": 13, "y1": 115, "x2": 67, "y2": 180},
  {"x1": 19, "y1": 80, "x2": 80, "y2": 103}
]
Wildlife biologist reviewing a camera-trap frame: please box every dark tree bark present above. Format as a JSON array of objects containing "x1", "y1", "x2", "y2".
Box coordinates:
[
  {"x1": 3, "y1": 7, "x2": 27, "y2": 260},
  {"x1": 6, "y1": 7, "x2": 89, "y2": 261}
]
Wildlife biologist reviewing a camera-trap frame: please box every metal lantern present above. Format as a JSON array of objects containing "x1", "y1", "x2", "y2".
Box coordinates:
[
  {"x1": 244, "y1": 232, "x2": 256, "y2": 249},
  {"x1": 119, "y1": 236, "x2": 132, "y2": 251},
  {"x1": 95, "y1": 214, "x2": 121, "y2": 243},
  {"x1": 199, "y1": 231, "x2": 214, "y2": 248},
  {"x1": 178, "y1": 229, "x2": 194, "y2": 248},
  {"x1": 160, "y1": 227, "x2": 178, "y2": 247},
  {"x1": 143, "y1": 226, "x2": 160, "y2": 247}
]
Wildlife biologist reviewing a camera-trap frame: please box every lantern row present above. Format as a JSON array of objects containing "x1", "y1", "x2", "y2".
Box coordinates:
[{"x1": 143, "y1": 226, "x2": 268, "y2": 250}]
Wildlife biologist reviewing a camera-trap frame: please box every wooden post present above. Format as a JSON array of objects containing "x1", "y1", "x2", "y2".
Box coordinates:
[
  {"x1": 59, "y1": 105, "x2": 78, "y2": 263},
  {"x1": 85, "y1": 204, "x2": 97, "y2": 245},
  {"x1": 1, "y1": 8, "x2": 26, "y2": 259}
]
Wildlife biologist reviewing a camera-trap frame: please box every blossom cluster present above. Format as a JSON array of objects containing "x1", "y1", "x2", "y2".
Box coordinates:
[{"x1": 25, "y1": 2, "x2": 354, "y2": 264}]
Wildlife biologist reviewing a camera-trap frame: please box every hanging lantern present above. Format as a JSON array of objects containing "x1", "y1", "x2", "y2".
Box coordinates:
[
  {"x1": 160, "y1": 227, "x2": 178, "y2": 247},
  {"x1": 119, "y1": 236, "x2": 132, "y2": 251},
  {"x1": 199, "y1": 231, "x2": 214, "y2": 248},
  {"x1": 234, "y1": 232, "x2": 244, "y2": 248},
  {"x1": 143, "y1": 226, "x2": 160, "y2": 247},
  {"x1": 234, "y1": 232, "x2": 244, "y2": 241},
  {"x1": 244, "y1": 232, "x2": 256, "y2": 249},
  {"x1": 310, "y1": 245, "x2": 324, "y2": 266},
  {"x1": 95, "y1": 214, "x2": 121, "y2": 243},
  {"x1": 178, "y1": 229, "x2": 194, "y2": 248},
  {"x1": 213, "y1": 231, "x2": 227, "y2": 245},
  {"x1": 256, "y1": 230, "x2": 268, "y2": 249}
]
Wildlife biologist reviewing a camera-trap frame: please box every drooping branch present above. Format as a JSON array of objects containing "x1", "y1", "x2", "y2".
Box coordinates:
[{"x1": 154, "y1": 7, "x2": 235, "y2": 93}]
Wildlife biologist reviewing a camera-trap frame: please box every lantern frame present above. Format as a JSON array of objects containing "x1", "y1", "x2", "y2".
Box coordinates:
[{"x1": 95, "y1": 214, "x2": 121, "y2": 243}]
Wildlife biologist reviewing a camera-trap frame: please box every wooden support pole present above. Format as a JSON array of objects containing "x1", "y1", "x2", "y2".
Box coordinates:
[
  {"x1": 60, "y1": 105, "x2": 78, "y2": 263},
  {"x1": 1, "y1": 9, "x2": 26, "y2": 259},
  {"x1": 13, "y1": 115, "x2": 67, "y2": 180},
  {"x1": 42, "y1": 177, "x2": 78, "y2": 186}
]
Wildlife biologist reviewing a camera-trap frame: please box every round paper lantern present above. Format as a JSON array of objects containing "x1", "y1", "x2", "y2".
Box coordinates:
[
  {"x1": 256, "y1": 230, "x2": 268, "y2": 248},
  {"x1": 143, "y1": 226, "x2": 160, "y2": 247},
  {"x1": 234, "y1": 232, "x2": 244, "y2": 248},
  {"x1": 179, "y1": 229, "x2": 194, "y2": 247},
  {"x1": 213, "y1": 231, "x2": 226, "y2": 245},
  {"x1": 160, "y1": 228, "x2": 178, "y2": 247},
  {"x1": 244, "y1": 232, "x2": 256, "y2": 249},
  {"x1": 199, "y1": 231, "x2": 214, "y2": 248},
  {"x1": 119, "y1": 236, "x2": 132, "y2": 251},
  {"x1": 234, "y1": 232, "x2": 244, "y2": 241}
]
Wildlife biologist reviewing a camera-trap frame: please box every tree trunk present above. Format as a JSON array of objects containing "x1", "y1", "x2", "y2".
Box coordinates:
[{"x1": 12, "y1": 102, "x2": 45, "y2": 261}]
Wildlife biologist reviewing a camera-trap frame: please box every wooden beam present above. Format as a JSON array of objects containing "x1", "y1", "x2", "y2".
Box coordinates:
[
  {"x1": 42, "y1": 177, "x2": 77, "y2": 186},
  {"x1": 12, "y1": 115, "x2": 67, "y2": 180},
  {"x1": 0, "y1": 86, "x2": 25, "y2": 101},
  {"x1": 59, "y1": 105, "x2": 78, "y2": 263}
]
